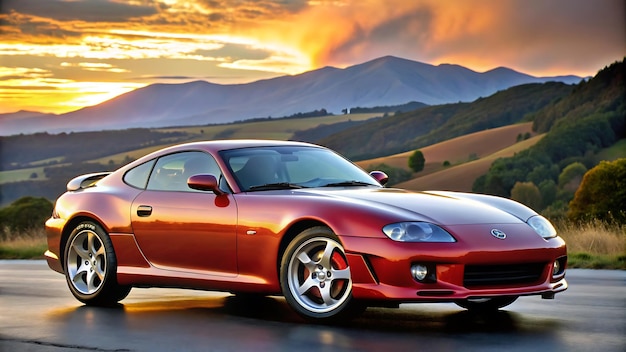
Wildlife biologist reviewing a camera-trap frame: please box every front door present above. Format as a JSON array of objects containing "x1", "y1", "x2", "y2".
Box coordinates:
[{"x1": 130, "y1": 151, "x2": 237, "y2": 276}]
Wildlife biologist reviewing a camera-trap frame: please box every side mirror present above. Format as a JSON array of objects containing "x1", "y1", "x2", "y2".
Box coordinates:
[
  {"x1": 369, "y1": 171, "x2": 389, "y2": 186},
  {"x1": 187, "y1": 174, "x2": 225, "y2": 195}
]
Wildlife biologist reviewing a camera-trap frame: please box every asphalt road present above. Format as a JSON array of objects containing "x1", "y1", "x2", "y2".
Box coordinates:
[{"x1": 0, "y1": 260, "x2": 624, "y2": 352}]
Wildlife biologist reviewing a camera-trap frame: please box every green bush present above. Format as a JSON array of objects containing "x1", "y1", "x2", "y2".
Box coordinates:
[
  {"x1": 511, "y1": 181, "x2": 542, "y2": 210},
  {"x1": 408, "y1": 150, "x2": 425, "y2": 172},
  {"x1": 568, "y1": 158, "x2": 626, "y2": 223},
  {"x1": 558, "y1": 162, "x2": 587, "y2": 191},
  {"x1": 0, "y1": 197, "x2": 53, "y2": 232}
]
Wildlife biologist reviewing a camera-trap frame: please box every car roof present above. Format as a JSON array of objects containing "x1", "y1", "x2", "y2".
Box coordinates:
[
  {"x1": 167, "y1": 139, "x2": 319, "y2": 153},
  {"x1": 127, "y1": 139, "x2": 322, "y2": 166}
]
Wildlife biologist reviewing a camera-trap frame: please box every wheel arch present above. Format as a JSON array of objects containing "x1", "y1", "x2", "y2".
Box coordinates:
[
  {"x1": 60, "y1": 215, "x2": 108, "y2": 269},
  {"x1": 276, "y1": 219, "x2": 333, "y2": 279}
]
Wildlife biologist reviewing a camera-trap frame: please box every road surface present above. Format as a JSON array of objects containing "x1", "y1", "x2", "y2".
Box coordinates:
[{"x1": 0, "y1": 260, "x2": 624, "y2": 351}]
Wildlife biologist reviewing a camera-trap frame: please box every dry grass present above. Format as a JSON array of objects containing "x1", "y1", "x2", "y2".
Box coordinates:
[
  {"x1": 1, "y1": 221, "x2": 624, "y2": 269},
  {"x1": 0, "y1": 227, "x2": 47, "y2": 259},
  {"x1": 355, "y1": 123, "x2": 546, "y2": 192},
  {"x1": 357, "y1": 122, "x2": 536, "y2": 171},
  {"x1": 555, "y1": 219, "x2": 626, "y2": 269},
  {"x1": 556, "y1": 220, "x2": 625, "y2": 255}
]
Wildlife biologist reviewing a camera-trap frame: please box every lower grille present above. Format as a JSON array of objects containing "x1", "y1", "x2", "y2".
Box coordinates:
[{"x1": 464, "y1": 263, "x2": 545, "y2": 287}]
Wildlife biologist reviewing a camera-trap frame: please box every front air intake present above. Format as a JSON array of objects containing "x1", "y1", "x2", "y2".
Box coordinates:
[{"x1": 463, "y1": 263, "x2": 545, "y2": 287}]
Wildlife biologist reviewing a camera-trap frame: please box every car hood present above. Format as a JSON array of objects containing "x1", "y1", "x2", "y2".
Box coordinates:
[{"x1": 298, "y1": 187, "x2": 525, "y2": 225}]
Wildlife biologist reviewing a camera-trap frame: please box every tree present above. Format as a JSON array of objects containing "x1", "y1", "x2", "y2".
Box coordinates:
[
  {"x1": 558, "y1": 162, "x2": 587, "y2": 192},
  {"x1": 0, "y1": 196, "x2": 54, "y2": 232},
  {"x1": 538, "y1": 179, "x2": 557, "y2": 209},
  {"x1": 568, "y1": 158, "x2": 626, "y2": 223},
  {"x1": 408, "y1": 150, "x2": 425, "y2": 173},
  {"x1": 510, "y1": 181, "x2": 542, "y2": 210}
]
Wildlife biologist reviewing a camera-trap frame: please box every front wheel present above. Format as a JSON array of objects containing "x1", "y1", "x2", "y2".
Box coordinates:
[
  {"x1": 64, "y1": 221, "x2": 131, "y2": 306},
  {"x1": 455, "y1": 296, "x2": 518, "y2": 312},
  {"x1": 280, "y1": 227, "x2": 357, "y2": 321}
]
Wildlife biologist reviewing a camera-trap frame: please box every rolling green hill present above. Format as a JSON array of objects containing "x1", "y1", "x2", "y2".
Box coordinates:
[
  {"x1": 356, "y1": 122, "x2": 538, "y2": 178},
  {"x1": 318, "y1": 82, "x2": 574, "y2": 160},
  {"x1": 473, "y1": 58, "x2": 625, "y2": 217}
]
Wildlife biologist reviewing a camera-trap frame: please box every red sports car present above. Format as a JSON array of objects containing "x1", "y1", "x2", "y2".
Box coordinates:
[{"x1": 45, "y1": 140, "x2": 567, "y2": 321}]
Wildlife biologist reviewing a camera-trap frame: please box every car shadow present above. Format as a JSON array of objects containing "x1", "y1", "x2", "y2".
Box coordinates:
[
  {"x1": 214, "y1": 295, "x2": 520, "y2": 333},
  {"x1": 48, "y1": 293, "x2": 558, "y2": 336}
]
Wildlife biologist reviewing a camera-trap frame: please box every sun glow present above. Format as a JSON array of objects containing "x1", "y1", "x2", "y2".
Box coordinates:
[
  {"x1": 108, "y1": 29, "x2": 312, "y2": 74},
  {"x1": 63, "y1": 81, "x2": 147, "y2": 108},
  {"x1": 0, "y1": 0, "x2": 622, "y2": 115},
  {"x1": 0, "y1": 66, "x2": 145, "y2": 114}
]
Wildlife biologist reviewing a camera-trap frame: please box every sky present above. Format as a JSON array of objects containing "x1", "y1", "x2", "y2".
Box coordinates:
[{"x1": 0, "y1": 0, "x2": 624, "y2": 115}]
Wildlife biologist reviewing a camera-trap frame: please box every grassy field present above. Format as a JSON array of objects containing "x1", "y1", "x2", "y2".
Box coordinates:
[
  {"x1": 395, "y1": 134, "x2": 545, "y2": 192},
  {"x1": 159, "y1": 113, "x2": 380, "y2": 139},
  {"x1": 595, "y1": 138, "x2": 626, "y2": 161},
  {"x1": 0, "y1": 166, "x2": 48, "y2": 183},
  {"x1": 0, "y1": 228, "x2": 47, "y2": 259},
  {"x1": 2, "y1": 220, "x2": 623, "y2": 269},
  {"x1": 1, "y1": 113, "x2": 381, "y2": 181},
  {"x1": 357, "y1": 122, "x2": 536, "y2": 171},
  {"x1": 356, "y1": 122, "x2": 543, "y2": 192},
  {"x1": 89, "y1": 114, "x2": 378, "y2": 165},
  {"x1": 556, "y1": 220, "x2": 626, "y2": 269}
]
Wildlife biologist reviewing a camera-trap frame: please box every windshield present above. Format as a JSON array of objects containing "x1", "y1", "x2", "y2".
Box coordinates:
[{"x1": 220, "y1": 146, "x2": 381, "y2": 192}]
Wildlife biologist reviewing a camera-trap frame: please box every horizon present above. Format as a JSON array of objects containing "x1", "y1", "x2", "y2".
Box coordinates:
[
  {"x1": 0, "y1": 55, "x2": 597, "y2": 117},
  {"x1": 1, "y1": 0, "x2": 624, "y2": 115}
]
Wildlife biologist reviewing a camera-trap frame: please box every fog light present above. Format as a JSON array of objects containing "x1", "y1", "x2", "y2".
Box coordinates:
[
  {"x1": 552, "y1": 260, "x2": 561, "y2": 276},
  {"x1": 411, "y1": 264, "x2": 428, "y2": 281}
]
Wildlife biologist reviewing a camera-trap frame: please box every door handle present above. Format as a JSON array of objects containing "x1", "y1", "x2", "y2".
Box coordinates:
[{"x1": 137, "y1": 205, "x2": 152, "y2": 217}]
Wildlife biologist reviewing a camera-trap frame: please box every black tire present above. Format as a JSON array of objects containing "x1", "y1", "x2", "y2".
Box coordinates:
[
  {"x1": 64, "y1": 221, "x2": 131, "y2": 306},
  {"x1": 280, "y1": 226, "x2": 359, "y2": 322},
  {"x1": 455, "y1": 296, "x2": 518, "y2": 312}
]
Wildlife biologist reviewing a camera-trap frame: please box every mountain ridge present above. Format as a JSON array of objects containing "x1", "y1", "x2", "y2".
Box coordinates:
[{"x1": 0, "y1": 55, "x2": 583, "y2": 136}]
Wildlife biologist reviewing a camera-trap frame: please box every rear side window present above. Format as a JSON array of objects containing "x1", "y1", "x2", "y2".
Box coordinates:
[
  {"x1": 147, "y1": 151, "x2": 222, "y2": 192},
  {"x1": 123, "y1": 160, "x2": 156, "y2": 189}
]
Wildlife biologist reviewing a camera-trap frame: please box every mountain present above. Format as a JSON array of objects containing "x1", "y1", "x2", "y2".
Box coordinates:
[
  {"x1": 0, "y1": 111, "x2": 58, "y2": 131},
  {"x1": 0, "y1": 110, "x2": 56, "y2": 121},
  {"x1": 0, "y1": 56, "x2": 583, "y2": 136}
]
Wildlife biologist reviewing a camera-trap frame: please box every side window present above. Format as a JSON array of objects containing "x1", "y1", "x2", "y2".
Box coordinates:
[
  {"x1": 123, "y1": 160, "x2": 156, "y2": 189},
  {"x1": 147, "y1": 151, "x2": 222, "y2": 192}
]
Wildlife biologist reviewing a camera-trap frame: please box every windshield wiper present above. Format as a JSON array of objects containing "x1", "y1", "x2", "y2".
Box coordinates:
[
  {"x1": 322, "y1": 180, "x2": 376, "y2": 187},
  {"x1": 248, "y1": 182, "x2": 306, "y2": 191}
]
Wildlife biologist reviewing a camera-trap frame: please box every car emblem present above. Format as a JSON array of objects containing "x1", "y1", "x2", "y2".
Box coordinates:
[{"x1": 491, "y1": 229, "x2": 507, "y2": 239}]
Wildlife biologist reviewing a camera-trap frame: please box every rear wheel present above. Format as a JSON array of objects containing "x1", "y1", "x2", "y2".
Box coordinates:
[
  {"x1": 455, "y1": 296, "x2": 518, "y2": 312},
  {"x1": 64, "y1": 221, "x2": 131, "y2": 306},
  {"x1": 280, "y1": 227, "x2": 358, "y2": 321}
]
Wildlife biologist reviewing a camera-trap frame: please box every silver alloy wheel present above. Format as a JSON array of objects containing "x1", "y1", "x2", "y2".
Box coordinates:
[
  {"x1": 67, "y1": 228, "x2": 107, "y2": 295},
  {"x1": 286, "y1": 236, "x2": 352, "y2": 314}
]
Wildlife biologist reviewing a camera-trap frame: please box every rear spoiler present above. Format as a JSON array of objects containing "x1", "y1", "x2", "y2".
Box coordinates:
[{"x1": 67, "y1": 172, "x2": 111, "y2": 191}]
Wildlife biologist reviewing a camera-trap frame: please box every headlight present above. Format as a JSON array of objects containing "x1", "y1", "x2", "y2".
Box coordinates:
[
  {"x1": 528, "y1": 215, "x2": 557, "y2": 239},
  {"x1": 382, "y1": 222, "x2": 456, "y2": 242}
]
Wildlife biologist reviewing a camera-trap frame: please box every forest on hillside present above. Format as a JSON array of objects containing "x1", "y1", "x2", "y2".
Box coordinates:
[
  {"x1": 319, "y1": 82, "x2": 575, "y2": 160},
  {"x1": 0, "y1": 129, "x2": 190, "y2": 171},
  {"x1": 473, "y1": 59, "x2": 625, "y2": 218}
]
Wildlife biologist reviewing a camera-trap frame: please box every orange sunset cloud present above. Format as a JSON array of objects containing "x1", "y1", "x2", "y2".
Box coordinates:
[{"x1": 0, "y1": 0, "x2": 624, "y2": 114}]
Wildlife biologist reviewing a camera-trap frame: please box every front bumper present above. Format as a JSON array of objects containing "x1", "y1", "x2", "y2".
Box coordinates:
[{"x1": 341, "y1": 223, "x2": 568, "y2": 302}]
